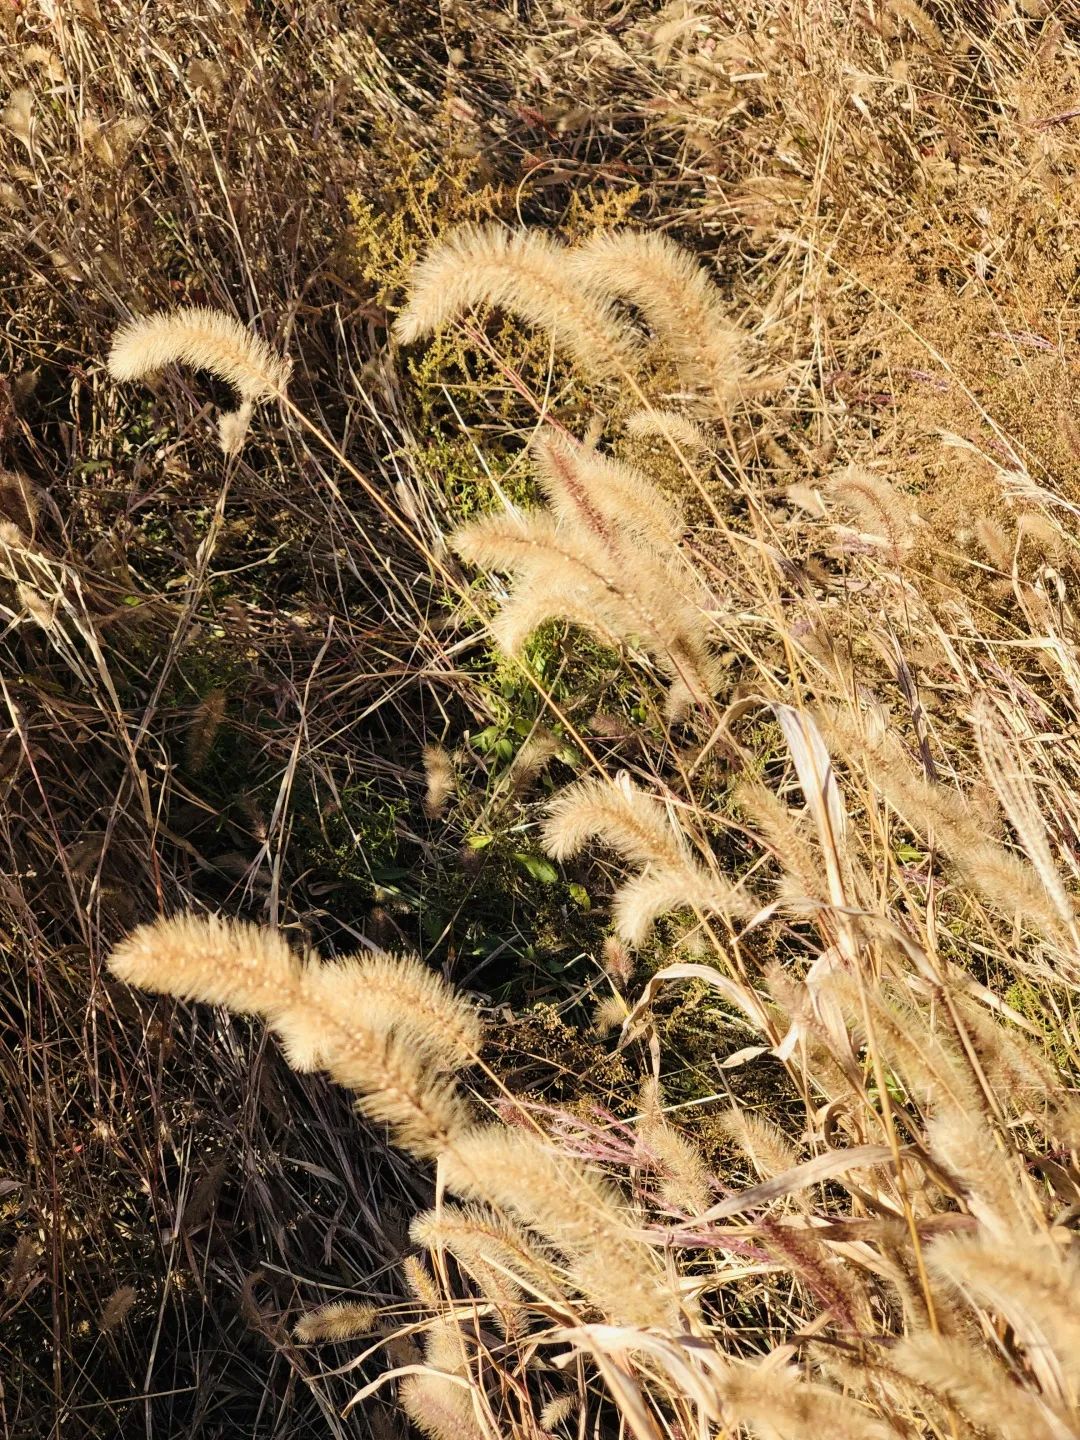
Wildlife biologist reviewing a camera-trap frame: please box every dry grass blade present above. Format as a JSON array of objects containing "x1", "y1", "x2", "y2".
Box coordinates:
[{"x1": 11, "y1": 2, "x2": 1080, "y2": 1437}]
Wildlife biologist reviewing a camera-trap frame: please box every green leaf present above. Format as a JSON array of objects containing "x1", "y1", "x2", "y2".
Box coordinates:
[
  {"x1": 568, "y1": 882, "x2": 591, "y2": 910},
  {"x1": 513, "y1": 852, "x2": 559, "y2": 885}
]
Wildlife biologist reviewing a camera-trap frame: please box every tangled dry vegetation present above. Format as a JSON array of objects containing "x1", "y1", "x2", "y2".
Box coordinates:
[{"x1": 4, "y1": 1, "x2": 1080, "y2": 1438}]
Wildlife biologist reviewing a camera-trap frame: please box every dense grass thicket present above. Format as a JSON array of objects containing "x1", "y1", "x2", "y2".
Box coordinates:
[{"x1": 3, "y1": 2, "x2": 1080, "y2": 1438}]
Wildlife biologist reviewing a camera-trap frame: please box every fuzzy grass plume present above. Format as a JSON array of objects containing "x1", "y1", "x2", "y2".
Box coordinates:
[
  {"x1": 393, "y1": 223, "x2": 641, "y2": 380},
  {"x1": 109, "y1": 914, "x2": 474, "y2": 1160},
  {"x1": 108, "y1": 307, "x2": 291, "y2": 452},
  {"x1": 567, "y1": 229, "x2": 748, "y2": 413},
  {"x1": 451, "y1": 429, "x2": 724, "y2": 719},
  {"x1": 293, "y1": 1300, "x2": 379, "y2": 1344},
  {"x1": 543, "y1": 774, "x2": 754, "y2": 944}
]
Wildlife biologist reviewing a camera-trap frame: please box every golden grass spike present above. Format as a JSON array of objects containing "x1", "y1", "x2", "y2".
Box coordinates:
[
  {"x1": 542, "y1": 774, "x2": 690, "y2": 869},
  {"x1": 540, "y1": 1395, "x2": 579, "y2": 1430},
  {"x1": 450, "y1": 509, "x2": 624, "y2": 655},
  {"x1": 823, "y1": 712, "x2": 1075, "y2": 954},
  {"x1": 302, "y1": 951, "x2": 483, "y2": 1071},
  {"x1": 719, "y1": 1358, "x2": 893, "y2": 1440},
  {"x1": 107, "y1": 913, "x2": 302, "y2": 1021},
  {"x1": 411, "y1": 1202, "x2": 553, "y2": 1286},
  {"x1": 567, "y1": 229, "x2": 746, "y2": 413},
  {"x1": 98, "y1": 1285, "x2": 136, "y2": 1333},
  {"x1": 892, "y1": 1333, "x2": 1065, "y2": 1440},
  {"x1": 442, "y1": 1125, "x2": 679, "y2": 1328},
  {"x1": 16, "y1": 582, "x2": 57, "y2": 631},
  {"x1": 403, "y1": 1254, "x2": 442, "y2": 1312},
  {"x1": 2, "y1": 89, "x2": 34, "y2": 156},
  {"x1": 734, "y1": 780, "x2": 826, "y2": 903},
  {"x1": 0, "y1": 469, "x2": 39, "y2": 535},
  {"x1": 451, "y1": 508, "x2": 656, "y2": 659},
  {"x1": 216, "y1": 400, "x2": 255, "y2": 456},
  {"x1": 624, "y1": 407, "x2": 710, "y2": 458},
  {"x1": 593, "y1": 993, "x2": 630, "y2": 1035},
  {"x1": 399, "y1": 1369, "x2": 484, "y2": 1440},
  {"x1": 411, "y1": 1203, "x2": 532, "y2": 1334},
  {"x1": 718, "y1": 1106, "x2": 802, "y2": 1190},
  {"x1": 974, "y1": 516, "x2": 1013, "y2": 571},
  {"x1": 950, "y1": 993, "x2": 1080, "y2": 1146},
  {"x1": 637, "y1": 1077, "x2": 712, "y2": 1213},
  {"x1": 827, "y1": 465, "x2": 920, "y2": 562},
  {"x1": 399, "y1": 1318, "x2": 485, "y2": 1440},
  {"x1": 489, "y1": 583, "x2": 618, "y2": 659},
  {"x1": 451, "y1": 476, "x2": 720, "y2": 715},
  {"x1": 611, "y1": 871, "x2": 682, "y2": 951},
  {"x1": 971, "y1": 694, "x2": 1077, "y2": 940},
  {"x1": 425, "y1": 1316, "x2": 476, "y2": 1377},
  {"x1": 0, "y1": 517, "x2": 44, "y2": 570},
  {"x1": 929, "y1": 1235, "x2": 1080, "y2": 1398},
  {"x1": 282, "y1": 1019, "x2": 469, "y2": 1162},
  {"x1": 533, "y1": 431, "x2": 685, "y2": 547},
  {"x1": 601, "y1": 935, "x2": 633, "y2": 986},
  {"x1": 451, "y1": 507, "x2": 605, "y2": 582},
  {"x1": 422, "y1": 744, "x2": 455, "y2": 818},
  {"x1": 504, "y1": 730, "x2": 560, "y2": 791},
  {"x1": 610, "y1": 865, "x2": 743, "y2": 946},
  {"x1": 662, "y1": 641, "x2": 728, "y2": 720},
  {"x1": 924, "y1": 1111, "x2": 1039, "y2": 1240},
  {"x1": 109, "y1": 915, "x2": 470, "y2": 1161},
  {"x1": 393, "y1": 223, "x2": 641, "y2": 379},
  {"x1": 544, "y1": 775, "x2": 751, "y2": 942},
  {"x1": 293, "y1": 1300, "x2": 378, "y2": 1343},
  {"x1": 828, "y1": 974, "x2": 979, "y2": 1119},
  {"x1": 186, "y1": 688, "x2": 226, "y2": 774},
  {"x1": 108, "y1": 306, "x2": 291, "y2": 403},
  {"x1": 884, "y1": 0, "x2": 945, "y2": 46}
]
